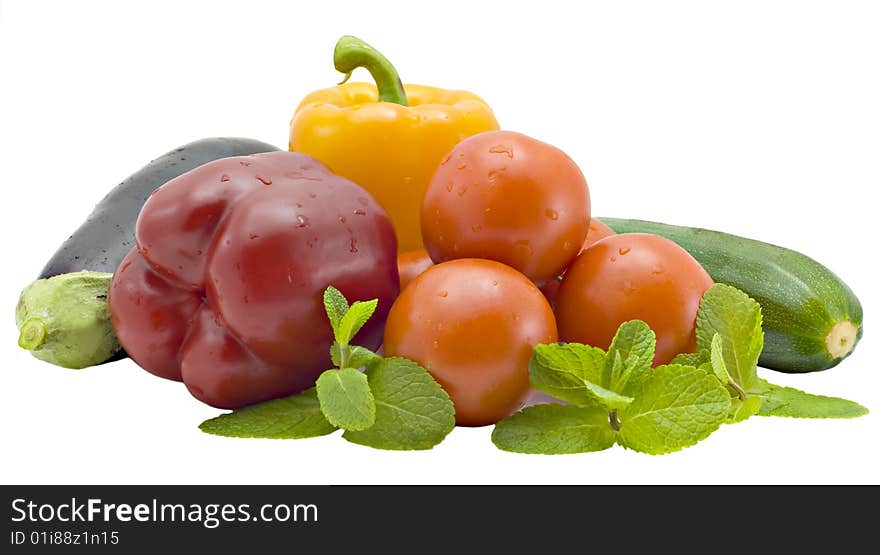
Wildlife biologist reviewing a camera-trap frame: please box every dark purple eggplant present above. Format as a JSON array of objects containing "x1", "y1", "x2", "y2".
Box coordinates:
[{"x1": 17, "y1": 137, "x2": 279, "y2": 368}]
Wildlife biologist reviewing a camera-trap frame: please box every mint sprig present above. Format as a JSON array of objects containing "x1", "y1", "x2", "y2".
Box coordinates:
[
  {"x1": 199, "y1": 286, "x2": 456, "y2": 451},
  {"x1": 496, "y1": 284, "x2": 868, "y2": 455},
  {"x1": 315, "y1": 286, "x2": 377, "y2": 431},
  {"x1": 495, "y1": 319, "x2": 731, "y2": 455},
  {"x1": 695, "y1": 284, "x2": 867, "y2": 420}
]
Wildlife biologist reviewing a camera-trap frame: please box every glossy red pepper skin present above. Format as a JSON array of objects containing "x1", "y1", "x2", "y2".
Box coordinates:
[{"x1": 109, "y1": 151, "x2": 399, "y2": 409}]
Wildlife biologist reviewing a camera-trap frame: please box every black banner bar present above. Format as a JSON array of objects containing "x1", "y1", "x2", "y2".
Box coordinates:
[{"x1": 1, "y1": 485, "x2": 871, "y2": 551}]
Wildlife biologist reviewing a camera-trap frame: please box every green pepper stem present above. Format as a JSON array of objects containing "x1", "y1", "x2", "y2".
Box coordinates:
[
  {"x1": 19, "y1": 318, "x2": 47, "y2": 351},
  {"x1": 333, "y1": 35, "x2": 408, "y2": 106}
]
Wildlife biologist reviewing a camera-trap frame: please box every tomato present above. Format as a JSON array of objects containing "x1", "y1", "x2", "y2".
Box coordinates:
[
  {"x1": 421, "y1": 130, "x2": 590, "y2": 285},
  {"x1": 584, "y1": 218, "x2": 616, "y2": 247},
  {"x1": 383, "y1": 258, "x2": 558, "y2": 426},
  {"x1": 397, "y1": 249, "x2": 434, "y2": 291},
  {"x1": 555, "y1": 233, "x2": 713, "y2": 365},
  {"x1": 540, "y1": 218, "x2": 617, "y2": 306}
]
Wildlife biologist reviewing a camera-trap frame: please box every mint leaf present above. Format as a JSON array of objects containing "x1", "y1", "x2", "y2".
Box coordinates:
[
  {"x1": 618, "y1": 364, "x2": 730, "y2": 454},
  {"x1": 582, "y1": 382, "x2": 634, "y2": 410},
  {"x1": 336, "y1": 299, "x2": 378, "y2": 345},
  {"x1": 604, "y1": 320, "x2": 656, "y2": 394},
  {"x1": 696, "y1": 284, "x2": 763, "y2": 391},
  {"x1": 323, "y1": 286, "x2": 349, "y2": 333},
  {"x1": 751, "y1": 379, "x2": 868, "y2": 419},
  {"x1": 316, "y1": 368, "x2": 375, "y2": 431},
  {"x1": 343, "y1": 357, "x2": 455, "y2": 450},
  {"x1": 709, "y1": 333, "x2": 732, "y2": 384},
  {"x1": 330, "y1": 343, "x2": 381, "y2": 370},
  {"x1": 492, "y1": 405, "x2": 616, "y2": 454},
  {"x1": 729, "y1": 396, "x2": 762, "y2": 423},
  {"x1": 670, "y1": 352, "x2": 708, "y2": 367},
  {"x1": 705, "y1": 334, "x2": 753, "y2": 412},
  {"x1": 199, "y1": 388, "x2": 337, "y2": 439},
  {"x1": 528, "y1": 343, "x2": 608, "y2": 407}
]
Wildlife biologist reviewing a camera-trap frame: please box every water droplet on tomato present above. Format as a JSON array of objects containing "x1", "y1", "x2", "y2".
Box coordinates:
[
  {"x1": 257, "y1": 176, "x2": 272, "y2": 185},
  {"x1": 514, "y1": 240, "x2": 533, "y2": 257},
  {"x1": 349, "y1": 238, "x2": 358, "y2": 253},
  {"x1": 438, "y1": 290, "x2": 448, "y2": 298},
  {"x1": 220, "y1": 174, "x2": 230, "y2": 182},
  {"x1": 489, "y1": 145, "x2": 514, "y2": 158},
  {"x1": 338, "y1": 215, "x2": 347, "y2": 223},
  {"x1": 471, "y1": 224, "x2": 482, "y2": 232},
  {"x1": 296, "y1": 215, "x2": 309, "y2": 228},
  {"x1": 619, "y1": 247, "x2": 631, "y2": 255},
  {"x1": 546, "y1": 209, "x2": 558, "y2": 220},
  {"x1": 353, "y1": 208, "x2": 366, "y2": 216}
]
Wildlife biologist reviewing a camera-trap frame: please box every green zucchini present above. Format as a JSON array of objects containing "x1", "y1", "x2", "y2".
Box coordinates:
[{"x1": 599, "y1": 218, "x2": 862, "y2": 373}]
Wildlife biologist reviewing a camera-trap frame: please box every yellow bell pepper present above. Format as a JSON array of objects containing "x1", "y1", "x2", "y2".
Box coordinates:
[{"x1": 289, "y1": 36, "x2": 499, "y2": 252}]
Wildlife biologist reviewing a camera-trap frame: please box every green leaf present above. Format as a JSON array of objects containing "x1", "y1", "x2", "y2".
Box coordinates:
[
  {"x1": 582, "y1": 382, "x2": 634, "y2": 410},
  {"x1": 670, "y1": 352, "x2": 708, "y2": 367},
  {"x1": 751, "y1": 379, "x2": 868, "y2": 419},
  {"x1": 199, "y1": 388, "x2": 337, "y2": 439},
  {"x1": 696, "y1": 284, "x2": 763, "y2": 391},
  {"x1": 604, "y1": 320, "x2": 656, "y2": 394},
  {"x1": 336, "y1": 299, "x2": 378, "y2": 345},
  {"x1": 492, "y1": 405, "x2": 616, "y2": 455},
  {"x1": 323, "y1": 286, "x2": 349, "y2": 333},
  {"x1": 528, "y1": 343, "x2": 609, "y2": 407},
  {"x1": 709, "y1": 333, "x2": 732, "y2": 384},
  {"x1": 618, "y1": 364, "x2": 730, "y2": 455},
  {"x1": 316, "y1": 368, "x2": 376, "y2": 431},
  {"x1": 728, "y1": 396, "x2": 762, "y2": 423},
  {"x1": 343, "y1": 357, "x2": 455, "y2": 450},
  {"x1": 330, "y1": 343, "x2": 381, "y2": 370}
]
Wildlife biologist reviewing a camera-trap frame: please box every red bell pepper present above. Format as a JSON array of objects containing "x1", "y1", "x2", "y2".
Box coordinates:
[{"x1": 109, "y1": 151, "x2": 399, "y2": 408}]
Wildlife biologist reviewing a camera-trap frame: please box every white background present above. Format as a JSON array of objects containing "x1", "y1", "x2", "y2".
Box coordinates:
[{"x1": 1, "y1": 0, "x2": 878, "y2": 484}]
